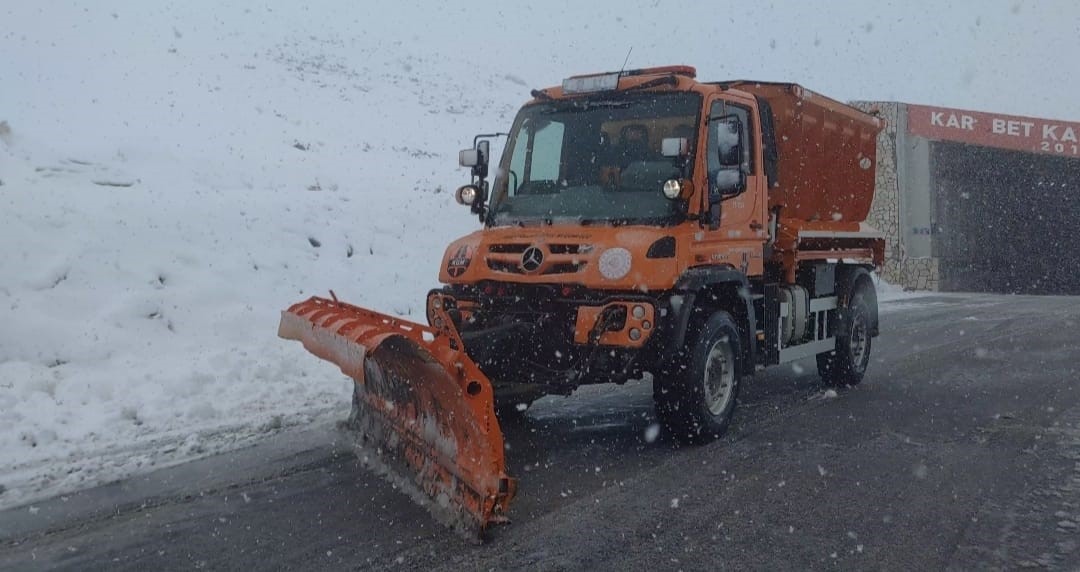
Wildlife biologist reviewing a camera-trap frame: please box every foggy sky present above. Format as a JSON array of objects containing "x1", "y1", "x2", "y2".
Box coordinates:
[
  {"x1": 4, "y1": 0, "x2": 1078, "y2": 121},
  {"x1": 427, "y1": 0, "x2": 1080, "y2": 120}
]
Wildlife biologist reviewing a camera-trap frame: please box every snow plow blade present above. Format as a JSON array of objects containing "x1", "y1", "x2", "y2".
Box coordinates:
[{"x1": 277, "y1": 295, "x2": 516, "y2": 537}]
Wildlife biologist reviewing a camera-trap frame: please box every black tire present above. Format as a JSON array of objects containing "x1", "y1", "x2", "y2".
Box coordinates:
[
  {"x1": 817, "y1": 283, "x2": 873, "y2": 387},
  {"x1": 654, "y1": 310, "x2": 742, "y2": 444}
]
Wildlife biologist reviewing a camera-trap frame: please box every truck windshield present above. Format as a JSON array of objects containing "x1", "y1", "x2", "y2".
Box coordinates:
[{"x1": 488, "y1": 92, "x2": 701, "y2": 226}]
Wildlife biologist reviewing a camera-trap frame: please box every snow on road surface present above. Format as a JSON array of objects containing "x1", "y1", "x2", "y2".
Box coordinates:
[
  {"x1": 874, "y1": 274, "x2": 937, "y2": 315},
  {"x1": 874, "y1": 275, "x2": 933, "y2": 303},
  {"x1": 0, "y1": 3, "x2": 926, "y2": 511}
]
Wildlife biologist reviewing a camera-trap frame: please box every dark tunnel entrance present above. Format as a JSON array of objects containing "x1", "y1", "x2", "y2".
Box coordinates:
[{"x1": 932, "y1": 142, "x2": 1080, "y2": 294}]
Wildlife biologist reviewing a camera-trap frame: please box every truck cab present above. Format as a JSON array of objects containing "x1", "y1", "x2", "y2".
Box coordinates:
[{"x1": 434, "y1": 65, "x2": 884, "y2": 442}]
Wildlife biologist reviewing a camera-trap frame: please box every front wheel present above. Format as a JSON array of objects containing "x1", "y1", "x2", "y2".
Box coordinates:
[
  {"x1": 654, "y1": 310, "x2": 742, "y2": 444},
  {"x1": 817, "y1": 284, "x2": 873, "y2": 387}
]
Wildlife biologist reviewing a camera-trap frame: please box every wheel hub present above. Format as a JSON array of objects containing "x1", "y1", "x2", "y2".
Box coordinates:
[
  {"x1": 703, "y1": 340, "x2": 735, "y2": 416},
  {"x1": 849, "y1": 308, "x2": 869, "y2": 367}
]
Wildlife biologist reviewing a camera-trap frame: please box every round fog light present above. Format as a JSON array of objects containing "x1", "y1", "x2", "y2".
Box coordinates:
[
  {"x1": 455, "y1": 184, "x2": 480, "y2": 205},
  {"x1": 432, "y1": 298, "x2": 442, "y2": 309},
  {"x1": 629, "y1": 328, "x2": 642, "y2": 341},
  {"x1": 632, "y1": 305, "x2": 646, "y2": 319}
]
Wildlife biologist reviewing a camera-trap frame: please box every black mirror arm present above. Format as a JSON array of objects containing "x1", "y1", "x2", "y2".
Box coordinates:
[
  {"x1": 709, "y1": 201, "x2": 721, "y2": 231},
  {"x1": 464, "y1": 133, "x2": 508, "y2": 223},
  {"x1": 472, "y1": 133, "x2": 509, "y2": 148},
  {"x1": 470, "y1": 181, "x2": 489, "y2": 223},
  {"x1": 469, "y1": 132, "x2": 509, "y2": 182}
]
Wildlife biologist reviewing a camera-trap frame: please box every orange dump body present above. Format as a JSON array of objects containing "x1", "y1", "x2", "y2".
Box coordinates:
[{"x1": 734, "y1": 82, "x2": 884, "y2": 224}]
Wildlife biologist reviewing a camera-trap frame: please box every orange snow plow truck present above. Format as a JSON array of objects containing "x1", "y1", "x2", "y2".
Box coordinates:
[{"x1": 279, "y1": 65, "x2": 885, "y2": 537}]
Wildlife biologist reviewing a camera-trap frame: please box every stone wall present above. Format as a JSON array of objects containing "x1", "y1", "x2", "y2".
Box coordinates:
[
  {"x1": 851, "y1": 101, "x2": 903, "y2": 284},
  {"x1": 850, "y1": 101, "x2": 940, "y2": 291},
  {"x1": 900, "y1": 257, "x2": 939, "y2": 290}
]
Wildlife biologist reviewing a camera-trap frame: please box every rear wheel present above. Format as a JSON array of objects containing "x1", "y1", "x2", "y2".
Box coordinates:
[
  {"x1": 817, "y1": 283, "x2": 873, "y2": 387},
  {"x1": 654, "y1": 310, "x2": 742, "y2": 444}
]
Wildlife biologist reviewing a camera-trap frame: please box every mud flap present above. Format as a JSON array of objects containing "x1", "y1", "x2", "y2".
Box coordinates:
[{"x1": 278, "y1": 296, "x2": 516, "y2": 538}]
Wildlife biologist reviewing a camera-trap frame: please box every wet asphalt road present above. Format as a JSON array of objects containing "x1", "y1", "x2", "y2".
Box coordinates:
[{"x1": 3, "y1": 293, "x2": 1080, "y2": 571}]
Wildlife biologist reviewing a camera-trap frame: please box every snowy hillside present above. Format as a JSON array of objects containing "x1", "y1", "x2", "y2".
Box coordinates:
[{"x1": 0, "y1": 4, "x2": 527, "y2": 509}]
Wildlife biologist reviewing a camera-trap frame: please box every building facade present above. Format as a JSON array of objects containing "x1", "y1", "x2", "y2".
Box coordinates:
[{"x1": 851, "y1": 101, "x2": 1080, "y2": 293}]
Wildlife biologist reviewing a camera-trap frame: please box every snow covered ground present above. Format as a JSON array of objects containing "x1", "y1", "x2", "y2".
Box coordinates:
[
  {"x1": 0, "y1": 3, "x2": 526, "y2": 509},
  {"x1": 0, "y1": 3, "x2": 933, "y2": 511}
]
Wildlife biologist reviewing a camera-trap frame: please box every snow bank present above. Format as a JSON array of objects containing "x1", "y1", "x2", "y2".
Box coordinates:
[
  {"x1": 0, "y1": 3, "x2": 523, "y2": 509},
  {"x1": 0, "y1": 144, "x2": 450, "y2": 506},
  {"x1": 873, "y1": 274, "x2": 935, "y2": 302}
]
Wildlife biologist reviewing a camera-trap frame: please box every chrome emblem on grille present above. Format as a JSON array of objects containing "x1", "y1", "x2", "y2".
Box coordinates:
[{"x1": 520, "y1": 246, "x2": 544, "y2": 273}]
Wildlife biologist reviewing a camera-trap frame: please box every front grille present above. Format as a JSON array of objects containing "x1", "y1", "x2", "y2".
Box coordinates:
[
  {"x1": 484, "y1": 259, "x2": 589, "y2": 275},
  {"x1": 486, "y1": 259, "x2": 519, "y2": 273},
  {"x1": 487, "y1": 243, "x2": 529, "y2": 254},
  {"x1": 484, "y1": 243, "x2": 589, "y2": 275},
  {"x1": 548, "y1": 244, "x2": 583, "y2": 255},
  {"x1": 487, "y1": 243, "x2": 586, "y2": 255},
  {"x1": 542, "y1": 262, "x2": 587, "y2": 275}
]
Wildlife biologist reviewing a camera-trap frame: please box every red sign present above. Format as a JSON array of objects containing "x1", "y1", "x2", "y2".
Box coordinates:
[{"x1": 907, "y1": 104, "x2": 1080, "y2": 159}]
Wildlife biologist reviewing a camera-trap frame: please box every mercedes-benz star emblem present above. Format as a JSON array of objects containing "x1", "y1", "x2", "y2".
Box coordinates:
[{"x1": 520, "y1": 246, "x2": 544, "y2": 273}]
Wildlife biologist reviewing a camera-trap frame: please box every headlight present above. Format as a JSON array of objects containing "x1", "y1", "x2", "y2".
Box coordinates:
[
  {"x1": 455, "y1": 184, "x2": 480, "y2": 205},
  {"x1": 598, "y1": 248, "x2": 632, "y2": 280},
  {"x1": 662, "y1": 179, "x2": 682, "y2": 199}
]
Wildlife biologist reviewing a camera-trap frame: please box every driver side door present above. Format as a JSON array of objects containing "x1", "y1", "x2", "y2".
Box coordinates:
[{"x1": 690, "y1": 96, "x2": 766, "y2": 276}]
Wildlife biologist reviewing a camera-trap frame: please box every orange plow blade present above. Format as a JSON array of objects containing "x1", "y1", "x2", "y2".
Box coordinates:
[{"x1": 277, "y1": 295, "x2": 516, "y2": 537}]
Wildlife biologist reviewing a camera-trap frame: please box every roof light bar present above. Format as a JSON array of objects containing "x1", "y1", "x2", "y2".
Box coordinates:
[
  {"x1": 560, "y1": 66, "x2": 698, "y2": 95},
  {"x1": 562, "y1": 72, "x2": 620, "y2": 94}
]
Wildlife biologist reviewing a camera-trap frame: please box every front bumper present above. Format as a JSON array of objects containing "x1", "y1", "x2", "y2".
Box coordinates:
[{"x1": 428, "y1": 283, "x2": 682, "y2": 388}]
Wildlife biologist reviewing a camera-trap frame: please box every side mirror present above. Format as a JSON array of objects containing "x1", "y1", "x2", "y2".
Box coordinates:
[
  {"x1": 458, "y1": 140, "x2": 490, "y2": 219},
  {"x1": 459, "y1": 148, "x2": 480, "y2": 168},
  {"x1": 710, "y1": 115, "x2": 747, "y2": 202},
  {"x1": 661, "y1": 137, "x2": 689, "y2": 158},
  {"x1": 474, "y1": 140, "x2": 490, "y2": 180},
  {"x1": 457, "y1": 132, "x2": 509, "y2": 225},
  {"x1": 713, "y1": 116, "x2": 742, "y2": 167},
  {"x1": 713, "y1": 169, "x2": 745, "y2": 198},
  {"x1": 459, "y1": 140, "x2": 491, "y2": 180}
]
